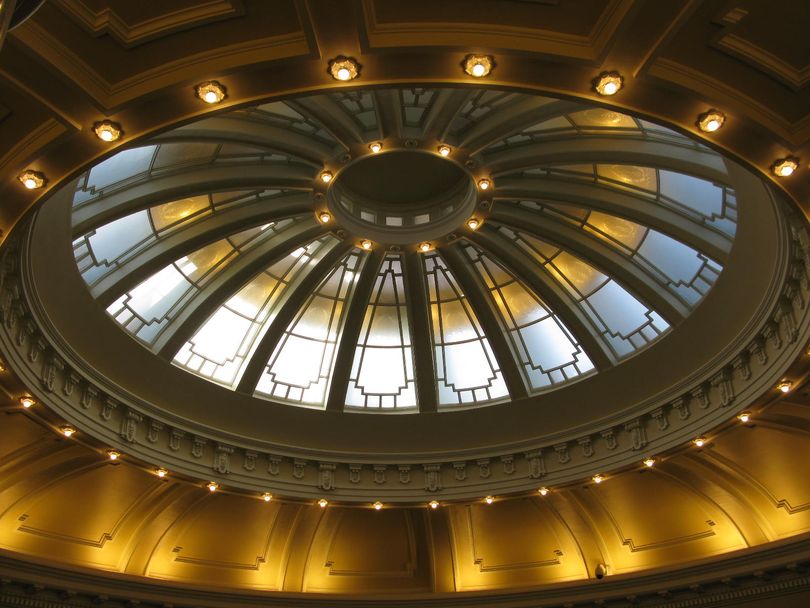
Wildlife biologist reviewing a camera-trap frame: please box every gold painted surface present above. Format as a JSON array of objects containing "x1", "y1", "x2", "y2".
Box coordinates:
[
  {"x1": 568, "y1": 109, "x2": 638, "y2": 129},
  {"x1": 597, "y1": 165, "x2": 658, "y2": 192},
  {"x1": 177, "y1": 240, "x2": 234, "y2": 282},
  {"x1": 149, "y1": 196, "x2": 211, "y2": 233},
  {"x1": 587, "y1": 211, "x2": 647, "y2": 250}
]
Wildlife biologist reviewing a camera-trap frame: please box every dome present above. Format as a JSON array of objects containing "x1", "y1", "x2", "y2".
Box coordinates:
[{"x1": 2, "y1": 2, "x2": 810, "y2": 607}]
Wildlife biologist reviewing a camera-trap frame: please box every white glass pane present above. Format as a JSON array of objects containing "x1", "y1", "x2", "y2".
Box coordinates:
[
  {"x1": 638, "y1": 231, "x2": 702, "y2": 283},
  {"x1": 586, "y1": 281, "x2": 650, "y2": 338},
  {"x1": 86, "y1": 211, "x2": 153, "y2": 265},
  {"x1": 659, "y1": 170, "x2": 723, "y2": 217},
  {"x1": 87, "y1": 146, "x2": 155, "y2": 190}
]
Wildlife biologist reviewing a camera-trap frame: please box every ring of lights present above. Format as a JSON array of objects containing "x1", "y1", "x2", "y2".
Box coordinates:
[{"x1": 1, "y1": 86, "x2": 809, "y2": 502}]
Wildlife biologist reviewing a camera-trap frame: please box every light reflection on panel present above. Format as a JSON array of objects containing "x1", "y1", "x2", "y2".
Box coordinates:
[
  {"x1": 423, "y1": 252, "x2": 509, "y2": 407},
  {"x1": 345, "y1": 255, "x2": 417, "y2": 410},
  {"x1": 174, "y1": 236, "x2": 339, "y2": 388},
  {"x1": 514, "y1": 202, "x2": 723, "y2": 307},
  {"x1": 496, "y1": 227, "x2": 669, "y2": 359},
  {"x1": 462, "y1": 243, "x2": 594, "y2": 392},
  {"x1": 255, "y1": 250, "x2": 366, "y2": 407},
  {"x1": 73, "y1": 191, "x2": 290, "y2": 288},
  {"x1": 106, "y1": 223, "x2": 294, "y2": 347}
]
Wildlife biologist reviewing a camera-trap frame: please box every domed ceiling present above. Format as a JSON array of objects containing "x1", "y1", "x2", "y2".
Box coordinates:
[{"x1": 69, "y1": 88, "x2": 733, "y2": 411}]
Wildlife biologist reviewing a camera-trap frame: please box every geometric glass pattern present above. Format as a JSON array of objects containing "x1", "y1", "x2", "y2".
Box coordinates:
[
  {"x1": 423, "y1": 252, "x2": 509, "y2": 407},
  {"x1": 255, "y1": 249, "x2": 366, "y2": 407},
  {"x1": 345, "y1": 255, "x2": 417, "y2": 409},
  {"x1": 462, "y1": 242, "x2": 595, "y2": 391}
]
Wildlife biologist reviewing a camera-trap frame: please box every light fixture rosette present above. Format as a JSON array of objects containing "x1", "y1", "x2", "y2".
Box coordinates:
[
  {"x1": 328, "y1": 55, "x2": 361, "y2": 81},
  {"x1": 463, "y1": 54, "x2": 495, "y2": 78}
]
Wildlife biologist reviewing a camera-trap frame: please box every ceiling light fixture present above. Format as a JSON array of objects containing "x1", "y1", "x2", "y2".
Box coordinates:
[
  {"x1": 328, "y1": 56, "x2": 360, "y2": 81},
  {"x1": 93, "y1": 120, "x2": 122, "y2": 142},
  {"x1": 318, "y1": 211, "x2": 332, "y2": 224},
  {"x1": 463, "y1": 54, "x2": 494, "y2": 78},
  {"x1": 693, "y1": 437, "x2": 706, "y2": 448},
  {"x1": 592, "y1": 474, "x2": 604, "y2": 484},
  {"x1": 737, "y1": 411, "x2": 751, "y2": 423},
  {"x1": 262, "y1": 492, "x2": 273, "y2": 502},
  {"x1": 777, "y1": 381, "x2": 792, "y2": 393},
  {"x1": 360, "y1": 239, "x2": 373, "y2": 250},
  {"x1": 207, "y1": 481, "x2": 219, "y2": 492},
  {"x1": 697, "y1": 110, "x2": 725, "y2": 133},
  {"x1": 195, "y1": 80, "x2": 226, "y2": 104},
  {"x1": 484, "y1": 495, "x2": 494, "y2": 504},
  {"x1": 107, "y1": 450, "x2": 120, "y2": 461},
  {"x1": 438, "y1": 145, "x2": 451, "y2": 157},
  {"x1": 772, "y1": 157, "x2": 799, "y2": 177},
  {"x1": 466, "y1": 218, "x2": 480, "y2": 230},
  {"x1": 18, "y1": 170, "x2": 45, "y2": 190},
  {"x1": 369, "y1": 142, "x2": 382, "y2": 153},
  {"x1": 538, "y1": 487, "x2": 549, "y2": 496},
  {"x1": 593, "y1": 71, "x2": 624, "y2": 96},
  {"x1": 429, "y1": 500, "x2": 440, "y2": 509},
  {"x1": 419, "y1": 242, "x2": 431, "y2": 253},
  {"x1": 319, "y1": 170, "x2": 333, "y2": 183},
  {"x1": 318, "y1": 498, "x2": 328, "y2": 508},
  {"x1": 60, "y1": 425, "x2": 76, "y2": 438},
  {"x1": 643, "y1": 457, "x2": 656, "y2": 468},
  {"x1": 156, "y1": 468, "x2": 168, "y2": 478},
  {"x1": 478, "y1": 178, "x2": 491, "y2": 190},
  {"x1": 19, "y1": 396, "x2": 35, "y2": 408},
  {"x1": 373, "y1": 501, "x2": 383, "y2": 510}
]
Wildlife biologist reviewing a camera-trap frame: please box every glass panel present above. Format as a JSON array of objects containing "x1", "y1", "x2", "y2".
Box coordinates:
[
  {"x1": 152, "y1": 143, "x2": 218, "y2": 169},
  {"x1": 464, "y1": 243, "x2": 594, "y2": 391},
  {"x1": 255, "y1": 249, "x2": 365, "y2": 407},
  {"x1": 423, "y1": 252, "x2": 509, "y2": 406},
  {"x1": 149, "y1": 196, "x2": 212, "y2": 232},
  {"x1": 597, "y1": 165, "x2": 658, "y2": 192},
  {"x1": 346, "y1": 255, "x2": 417, "y2": 409},
  {"x1": 496, "y1": 226, "x2": 670, "y2": 359},
  {"x1": 83, "y1": 146, "x2": 156, "y2": 194},
  {"x1": 567, "y1": 109, "x2": 638, "y2": 129},
  {"x1": 174, "y1": 236, "x2": 338, "y2": 388}
]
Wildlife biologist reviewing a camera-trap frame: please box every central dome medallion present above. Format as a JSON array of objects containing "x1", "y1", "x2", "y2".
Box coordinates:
[{"x1": 328, "y1": 150, "x2": 477, "y2": 243}]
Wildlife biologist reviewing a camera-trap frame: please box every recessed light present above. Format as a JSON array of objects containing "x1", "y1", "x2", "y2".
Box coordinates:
[
  {"x1": 18, "y1": 170, "x2": 45, "y2": 190},
  {"x1": 697, "y1": 110, "x2": 725, "y2": 133},
  {"x1": 478, "y1": 178, "x2": 491, "y2": 190},
  {"x1": 60, "y1": 425, "x2": 76, "y2": 438},
  {"x1": 429, "y1": 500, "x2": 440, "y2": 509},
  {"x1": 328, "y1": 56, "x2": 360, "y2": 81},
  {"x1": 195, "y1": 80, "x2": 226, "y2": 104},
  {"x1": 484, "y1": 495, "x2": 494, "y2": 504},
  {"x1": 318, "y1": 498, "x2": 329, "y2": 508},
  {"x1": 93, "y1": 120, "x2": 122, "y2": 142},
  {"x1": 463, "y1": 54, "x2": 494, "y2": 78},
  {"x1": 320, "y1": 170, "x2": 333, "y2": 184},
  {"x1": 592, "y1": 473, "x2": 604, "y2": 484},
  {"x1": 156, "y1": 468, "x2": 168, "y2": 478},
  {"x1": 538, "y1": 487, "x2": 549, "y2": 496},
  {"x1": 318, "y1": 211, "x2": 332, "y2": 224},
  {"x1": 207, "y1": 481, "x2": 219, "y2": 492},
  {"x1": 360, "y1": 239, "x2": 372, "y2": 250},
  {"x1": 777, "y1": 381, "x2": 792, "y2": 393},
  {"x1": 737, "y1": 411, "x2": 751, "y2": 423},
  {"x1": 643, "y1": 457, "x2": 655, "y2": 468},
  {"x1": 369, "y1": 142, "x2": 382, "y2": 153},
  {"x1": 693, "y1": 437, "x2": 706, "y2": 447},
  {"x1": 438, "y1": 145, "x2": 451, "y2": 157},
  {"x1": 373, "y1": 501, "x2": 383, "y2": 510},
  {"x1": 262, "y1": 492, "x2": 273, "y2": 502},
  {"x1": 107, "y1": 450, "x2": 120, "y2": 461},
  {"x1": 772, "y1": 158, "x2": 799, "y2": 177},
  {"x1": 466, "y1": 218, "x2": 480, "y2": 230},
  {"x1": 19, "y1": 396, "x2": 35, "y2": 408},
  {"x1": 593, "y1": 71, "x2": 624, "y2": 96},
  {"x1": 419, "y1": 242, "x2": 431, "y2": 253}
]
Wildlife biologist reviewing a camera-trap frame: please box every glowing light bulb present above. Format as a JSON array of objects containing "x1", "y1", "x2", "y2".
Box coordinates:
[
  {"x1": 698, "y1": 110, "x2": 725, "y2": 133},
  {"x1": 594, "y1": 72, "x2": 624, "y2": 96},
  {"x1": 484, "y1": 495, "x2": 494, "y2": 504},
  {"x1": 156, "y1": 468, "x2": 168, "y2": 478},
  {"x1": 337, "y1": 67, "x2": 351, "y2": 80},
  {"x1": 318, "y1": 498, "x2": 328, "y2": 508},
  {"x1": 369, "y1": 142, "x2": 382, "y2": 153},
  {"x1": 60, "y1": 426, "x2": 76, "y2": 438},
  {"x1": 195, "y1": 81, "x2": 226, "y2": 104},
  {"x1": 320, "y1": 170, "x2": 333, "y2": 183},
  {"x1": 93, "y1": 120, "x2": 122, "y2": 142},
  {"x1": 419, "y1": 242, "x2": 431, "y2": 253},
  {"x1": 777, "y1": 381, "x2": 792, "y2": 393},
  {"x1": 737, "y1": 411, "x2": 751, "y2": 423},
  {"x1": 438, "y1": 145, "x2": 451, "y2": 157},
  {"x1": 373, "y1": 501, "x2": 383, "y2": 510},
  {"x1": 693, "y1": 437, "x2": 706, "y2": 448},
  {"x1": 262, "y1": 492, "x2": 273, "y2": 502},
  {"x1": 429, "y1": 500, "x2": 439, "y2": 509},
  {"x1": 538, "y1": 487, "x2": 549, "y2": 496},
  {"x1": 643, "y1": 457, "x2": 655, "y2": 468},
  {"x1": 19, "y1": 396, "x2": 35, "y2": 408},
  {"x1": 466, "y1": 218, "x2": 480, "y2": 230},
  {"x1": 107, "y1": 450, "x2": 120, "y2": 461},
  {"x1": 772, "y1": 158, "x2": 798, "y2": 177},
  {"x1": 592, "y1": 474, "x2": 604, "y2": 484},
  {"x1": 361, "y1": 239, "x2": 372, "y2": 250},
  {"x1": 207, "y1": 481, "x2": 219, "y2": 492},
  {"x1": 328, "y1": 56, "x2": 360, "y2": 81},
  {"x1": 318, "y1": 212, "x2": 331, "y2": 224},
  {"x1": 18, "y1": 170, "x2": 45, "y2": 190},
  {"x1": 478, "y1": 178, "x2": 491, "y2": 190},
  {"x1": 463, "y1": 54, "x2": 494, "y2": 78}
]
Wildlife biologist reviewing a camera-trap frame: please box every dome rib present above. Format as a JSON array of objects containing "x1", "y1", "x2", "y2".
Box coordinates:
[
  {"x1": 286, "y1": 95, "x2": 367, "y2": 150},
  {"x1": 489, "y1": 205, "x2": 689, "y2": 323},
  {"x1": 403, "y1": 251, "x2": 439, "y2": 412},
  {"x1": 441, "y1": 243, "x2": 529, "y2": 401},
  {"x1": 72, "y1": 159, "x2": 317, "y2": 238},
  {"x1": 152, "y1": 115, "x2": 334, "y2": 165},
  {"x1": 419, "y1": 89, "x2": 474, "y2": 143},
  {"x1": 371, "y1": 89, "x2": 406, "y2": 141},
  {"x1": 236, "y1": 242, "x2": 353, "y2": 394},
  {"x1": 482, "y1": 137, "x2": 729, "y2": 184},
  {"x1": 493, "y1": 176, "x2": 731, "y2": 263},
  {"x1": 326, "y1": 247, "x2": 389, "y2": 411},
  {"x1": 153, "y1": 221, "x2": 329, "y2": 359},
  {"x1": 467, "y1": 228, "x2": 615, "y2": 369},
  {"x1": 90, "y1": 195, "x2": 313, "y2": 304}
]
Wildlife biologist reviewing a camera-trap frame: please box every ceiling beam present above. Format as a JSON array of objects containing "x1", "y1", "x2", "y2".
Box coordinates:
[
  {"x1": 287, "y1": 95, "x2": 366, "y2": 150},
  {"x1": 372, "y1": 89, "x2": 404, "y2": 141},
  {"x1": 420, "y1": 89, "x2": 475, "y2": 145},
  {"x1": 404, "y1": 252, "x2": 438, "y2": 413}
]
